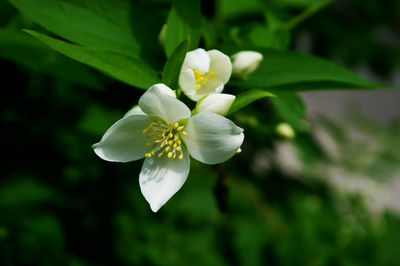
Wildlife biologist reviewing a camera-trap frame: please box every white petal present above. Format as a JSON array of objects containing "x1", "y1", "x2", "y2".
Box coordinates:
[
  {"x1": 184, "y1": 112, "x2": 244, "y2": 164},
  {"x1": 139, "y1": 84, "x2": 191, "y2": 123},
  {"x1": 182, "y1": 48, "x2": 210, "y2": 72},
  {"x1": 207, "y1": 49, "x2": 232, "y2": 84},
  {"x1": 190, "y1": 79, "x2": 224, "y2": 101},
  {"x1": 231, "y1": 51, "x2": 263, "y2": 76},
  {"x1": 178, "y1": 68, "x2": 197, "y2": 99},
  {"x1": 92, "y1": 114, "x2": 153, "y2": 162},
  {"x1": 139, "y1": 148, "x2": 190, "y2": 212},
  {"x1": 123, "y1": 105, "x2": 145, "y2": 117},
  {"x1": 196, "y1": 93, "x2": 236, "y2": 116},
  {"x1": 151, "y1": 83, "x2": 176, "y2": 98}
]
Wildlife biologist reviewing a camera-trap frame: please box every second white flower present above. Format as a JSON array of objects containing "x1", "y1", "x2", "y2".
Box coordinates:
[{"x1": 179, "y1": 48, "x2": 232, "y2": 101}]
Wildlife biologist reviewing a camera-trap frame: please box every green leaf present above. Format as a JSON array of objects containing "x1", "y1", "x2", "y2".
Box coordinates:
[
  {"x1": 162, "y1": 40, "x2": 188, "y2": 89},
  {"x1": 0, "y1": 27, "x2": 103, "y2": 89},
  {"x1": 0, "y1": 179, "x2": 55, "y2": 210},
  {"x1": 228, "y1": 48, "x2": 380, "y2": 91},
  {"x1": 0, "y1": 0, "x2": 16, "y2": 26},
  {"x1": 248, "y1": 24, "x2": 290, "y2": 50},
  {"x1": 217, "y1": 0, "x2": 261, "y2": 19},
  {"x1": 227, "y1": 90, "x2": 275, "y2": 115},
  {"x1": 25, "y1": 30, "x2": 160, "y2": 89},
  {"x1": 271, "y1": 92, "x2": 310, "y2": 132},
  {"x1": 272, "y1": 0, "x2": 321, "y2": 8},
  {"x1": 8, "y1": 0, "x2": 140, "y2": 57},
  {"x1": 165, "y1": 0, "x2": 201, "y2": 57},
  {"x1": 18, "y1": 215, "x2": 65, "y2": 265}
]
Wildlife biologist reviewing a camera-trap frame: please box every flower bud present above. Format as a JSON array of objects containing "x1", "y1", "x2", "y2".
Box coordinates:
[
  {"x1": 276, "y1": 122, "x2": 296, "y2": 139},
  {"x1": 231, "y1": 51, "x2": 263, "y2": 77},
  {"x1": 196, "y1": 93, "x2": 236, "y2": 116},
  {"x1": 158, "y1": 24, "x2": 167, "y2": 46}
]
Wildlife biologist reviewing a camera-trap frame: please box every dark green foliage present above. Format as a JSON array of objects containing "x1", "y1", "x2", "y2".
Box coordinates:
[{"x1": 1, "y1": 0, "x2": 399, "y2": 265}]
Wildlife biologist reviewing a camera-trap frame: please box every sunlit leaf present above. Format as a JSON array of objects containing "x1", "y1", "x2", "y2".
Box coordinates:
[
  {"x1": 165, "y1": 0, "x2": 201, "y2": 56},
  {"x1": 8, "y1": 0, "x2": 140, "y2": 57},
  {"x1": 25, "y1": 30, "x2": 160, "y2": 89},
  {"x1": 227, "y1": 90, "x2": 275, "y2": 115},
  {"x1": 228, "y1": 48, "x2": 380, "y2": 91},
  {"x1": 0, "y1": 27, "x2": 103, "y2": 89},
  {"x1": 162, "y1": 39, "x2": 188, "y2": 89}
]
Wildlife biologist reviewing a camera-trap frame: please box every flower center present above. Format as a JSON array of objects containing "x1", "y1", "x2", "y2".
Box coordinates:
[
  {"x1": 142, "y1": 121, "x2": 187, "y2": 160},
  {"x1": 192, "y1": 69, "x2": 216, "y2": 90}
]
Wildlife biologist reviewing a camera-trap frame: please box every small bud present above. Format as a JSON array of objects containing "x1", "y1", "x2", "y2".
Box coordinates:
[
  {"x1": 276, "y1": 122, "x2": 296, "y2": 139},
  {"x1": 231, "y1": 51, "x2": 263, "y2": 77},
  {"x1": 158, "y1": 24, "x2": 167, "y2": 46},
  {"x1": 195, "y1": 94, "x2": 236, "y2": 116}
]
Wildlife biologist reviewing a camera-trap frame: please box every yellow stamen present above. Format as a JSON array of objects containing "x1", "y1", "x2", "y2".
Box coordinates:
[{"x1": 142, "y1": 120, "x2": 186, "y2": 160}]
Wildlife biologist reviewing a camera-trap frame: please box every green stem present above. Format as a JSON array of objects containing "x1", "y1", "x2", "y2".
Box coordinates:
[
  {"x1": 284, "y1": 0, "x2": 336, "y2": 30},
  {"x1": 176, "y1": 88, "x2": 182, "y2": 99}
]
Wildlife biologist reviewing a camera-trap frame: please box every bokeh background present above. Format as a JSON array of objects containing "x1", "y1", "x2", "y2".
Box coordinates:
[{"x1": 1, "y1": 0, "x2": 400, "y2": 265}]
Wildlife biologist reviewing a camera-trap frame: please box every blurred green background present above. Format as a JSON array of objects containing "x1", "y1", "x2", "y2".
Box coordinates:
[{"x1": 1, "y1": 0, "x2": 400, "y2": 265}]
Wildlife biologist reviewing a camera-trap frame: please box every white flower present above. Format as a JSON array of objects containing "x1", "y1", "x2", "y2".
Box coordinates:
[
  {"x1": 195, "y1": 93, "x2": 236, "y2": 116},
  {"x1": 179, "y1": 48, "x2": 232, "y2": 101},
  {"x1": 92, "y1": 84, "x2": 244, "y2": 212},
  {"x1": 231, "y1": 51, "x2": 263, "y2": 77}
]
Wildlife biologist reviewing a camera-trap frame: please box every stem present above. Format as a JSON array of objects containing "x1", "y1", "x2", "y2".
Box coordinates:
[
  {"x1": 176, "y1": 88, "x2": 182, "y2": 99},
  {"x1": 284, "y1": 0, "x2": 336, "y2": 30}
]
